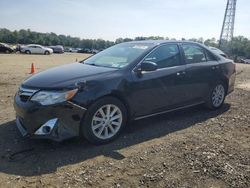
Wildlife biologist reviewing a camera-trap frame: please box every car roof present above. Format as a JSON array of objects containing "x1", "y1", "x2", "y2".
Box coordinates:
[
  {"x1": 123, "y1": 40, "x2": 223, "y2": 60},
  {"x1": 27, "y1": 44, "x2": 42, "y2": 47},
  {"x1": 124, "y1": 40, "x2": 202, "y2": 46}
]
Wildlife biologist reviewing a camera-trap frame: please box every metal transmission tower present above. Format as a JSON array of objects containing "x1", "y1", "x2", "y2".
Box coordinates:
[{"x1": 219, "y1": 0, "x2": 237, "y2": 47}]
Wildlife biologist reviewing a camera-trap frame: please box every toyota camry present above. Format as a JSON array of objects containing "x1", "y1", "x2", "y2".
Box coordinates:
[{"x1": 14, "y1": 41, "x2": 236, "y2": 144}]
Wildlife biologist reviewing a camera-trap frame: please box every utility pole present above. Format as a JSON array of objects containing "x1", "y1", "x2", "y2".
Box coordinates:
[{"x1": 219, "y1": 0, "x2": 237, "y2": 48}]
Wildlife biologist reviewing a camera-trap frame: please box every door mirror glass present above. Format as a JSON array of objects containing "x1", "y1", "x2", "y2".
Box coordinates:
[{"x1": 140, "y1": 61, "x2": 158, "y2": 72}]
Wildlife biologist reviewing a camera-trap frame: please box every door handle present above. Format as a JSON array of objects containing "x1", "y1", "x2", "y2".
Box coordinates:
[
  {"x1": 211, "y1": 65, "x2": 219, "y2": 70},
  {"x1": 176, "y1": 71, "x2": 186, "y2": 76}
]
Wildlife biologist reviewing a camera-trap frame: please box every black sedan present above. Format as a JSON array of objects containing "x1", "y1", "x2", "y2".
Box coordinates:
[
  {"x1": 14, "y1": 41, "x2": 236, "y2": 144},
  {"x1": 0, "y1": 43, "x2": 14, "y2": 53}
]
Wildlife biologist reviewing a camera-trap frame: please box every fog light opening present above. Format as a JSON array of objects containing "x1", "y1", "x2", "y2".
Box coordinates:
[
  {"x1": 42, "y1": 126, "x2": 51, "y2": 134},
  {"x1": 35, "y1": 118, "x2": 58, "y2": 135}
]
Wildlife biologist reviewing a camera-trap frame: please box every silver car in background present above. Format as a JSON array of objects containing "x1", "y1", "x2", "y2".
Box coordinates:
[{"x1": 21, "y1": 44, "x2": 53, "y2": 55}]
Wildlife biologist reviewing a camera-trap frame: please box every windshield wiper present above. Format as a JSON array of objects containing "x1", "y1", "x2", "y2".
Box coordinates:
[
  {"x1": 86, "y1": 63, "x2": 100, "y2": 67},
  {"x1": 85, "y1": 63, "x2": 119, "y2": 69}
]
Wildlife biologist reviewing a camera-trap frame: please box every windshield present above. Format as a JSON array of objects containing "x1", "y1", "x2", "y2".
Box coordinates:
[{"x1": 83, "y1": 43, "x2": 153, "y2": 69}]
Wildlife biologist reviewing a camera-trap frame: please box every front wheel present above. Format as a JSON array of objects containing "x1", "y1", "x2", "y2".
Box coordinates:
[
  {"x1": 44, "y1": 51, "x2": 50, "y2": 55},
  {"x1": 81, "y1": 97, "x2": 127, "y2": 144},
  {"x1": 206, "y1": 83, "x2": 226, "y2": 110}
]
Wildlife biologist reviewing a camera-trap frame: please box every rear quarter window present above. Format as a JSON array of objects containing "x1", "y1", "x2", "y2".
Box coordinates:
[{"x1": 205, "y1": 50, "x2": 218, "y2": 61}]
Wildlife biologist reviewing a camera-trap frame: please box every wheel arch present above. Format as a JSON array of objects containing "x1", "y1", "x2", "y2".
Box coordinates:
[
  {"x1": 79, "y1": 92, "x2": 130, "y2": 142},
  {"x1": 220, "y1": 76, "x2": 229, "y2": 95},
  {"x1": 102, "y1": 92, "x2": 131, "y2": 120},
  {"x1": 84, "y1": 90, "x2": 131, "y2": 121}
]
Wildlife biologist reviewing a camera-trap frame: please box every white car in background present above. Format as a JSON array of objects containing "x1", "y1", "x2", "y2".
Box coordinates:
[{"x1": 21, "y1": 44, "x2": 53, "y2": 55}]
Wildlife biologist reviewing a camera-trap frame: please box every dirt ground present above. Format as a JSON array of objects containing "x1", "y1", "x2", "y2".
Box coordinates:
[{"x1": 0, "y1": 53, "x2": 249, "y2": 188}]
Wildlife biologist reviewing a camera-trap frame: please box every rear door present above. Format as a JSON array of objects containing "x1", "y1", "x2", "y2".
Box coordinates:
[
  {"x1": 181, "y1": 43, "x2": 221, "y2": 102},
  {"x1": 130, "y1": 44, "x2": 189, "y2": 117}
]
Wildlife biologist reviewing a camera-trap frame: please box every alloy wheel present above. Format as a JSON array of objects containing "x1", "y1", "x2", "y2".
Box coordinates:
[
  {"x1": 91, "y1": 104, "x2": 123, "y2": 139},
  {"x1": 212, "y1": 84, "x2": 225, "y2": 107}
]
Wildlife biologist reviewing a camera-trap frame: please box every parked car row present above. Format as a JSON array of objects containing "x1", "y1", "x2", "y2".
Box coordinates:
[
  {"x1": 64, "y1": 47, "x2": 79, "y2": 53},
  {"x1": 234, "y1": 56, "x2": 250, "y2": 64},
  {"x1": 64, "y1": 47, "x2": 100, "y2": 54},
  {"x1": 0, "y1": 43, "x2": 99, "y2": 55}
]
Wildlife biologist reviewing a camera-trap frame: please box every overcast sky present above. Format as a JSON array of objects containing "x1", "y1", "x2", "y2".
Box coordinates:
[{"x1": 0, "y1": 0, "x2": 249, "y2": 41}]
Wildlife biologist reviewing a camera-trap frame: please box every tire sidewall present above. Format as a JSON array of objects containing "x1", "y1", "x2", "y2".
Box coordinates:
[{"x1": 81, "y1": 97, "x2": 127, "y2": 144}]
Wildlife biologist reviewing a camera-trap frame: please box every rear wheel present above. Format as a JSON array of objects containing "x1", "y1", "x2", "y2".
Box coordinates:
[
  {"x1": 206, "y1": 82, "x2": 226, "y2": 110},
  {"x1": 5, "y1": 50, "x2": 10, "y2": 53},
  {"x1": 25, "y1": 50, "x2": 31, "y2": 54},
  {"x1": 81, "y1": 97, "x2": 127, "y2": 144}
]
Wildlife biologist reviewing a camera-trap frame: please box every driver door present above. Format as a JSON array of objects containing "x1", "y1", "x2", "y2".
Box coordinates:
[{"x1": 129, "y1": 44, "x2": 188, "y2": 117}]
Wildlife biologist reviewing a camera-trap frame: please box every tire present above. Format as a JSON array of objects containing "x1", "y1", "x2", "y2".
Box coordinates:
[
  {"x1": 25, "y1": 50, "x2": 31, "y2": 54},
  {"x1": 44, "y1": 51, "x2": 50, "y2": 55},
  {"x1": 5, "y1": 50, "x2": 10, "y2": 54},
  {"x1": 205, "y1": 82, "x2": 226, "y2": 110},
  {"x1": 81, "y1": 96, "x2": 127, "y2": 144}
]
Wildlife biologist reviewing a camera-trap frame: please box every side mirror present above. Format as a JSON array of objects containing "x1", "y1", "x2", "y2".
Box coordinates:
[{"x1": 139, "y1": 61, "x2": 158, "y2": 72}]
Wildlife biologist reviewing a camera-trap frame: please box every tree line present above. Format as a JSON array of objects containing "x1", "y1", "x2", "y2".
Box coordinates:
[
  {"x1": 0, "y1": 28, "x2": 115, "y2": 50},
  {"x1": 0, "y1": 28, "x2": 249, "y2": 58}
]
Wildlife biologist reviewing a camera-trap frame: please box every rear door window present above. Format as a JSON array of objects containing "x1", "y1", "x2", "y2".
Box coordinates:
[{"x1": 182, "y1": 44, "x2": 206, "y2": 64}]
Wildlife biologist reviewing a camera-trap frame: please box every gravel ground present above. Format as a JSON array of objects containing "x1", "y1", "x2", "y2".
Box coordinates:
[{"x1": 0, "y1": 53, "x2": 249, "y2": 188}]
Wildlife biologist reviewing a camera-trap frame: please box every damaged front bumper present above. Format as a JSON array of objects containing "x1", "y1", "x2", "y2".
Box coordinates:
[{"x1": 14, "y1": 94, "x2": 86, "y2": 141}]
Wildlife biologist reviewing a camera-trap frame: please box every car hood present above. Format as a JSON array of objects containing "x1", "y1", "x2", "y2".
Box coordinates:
[{"x1": 22, "y1": 63, "x2": 117, "y2": 89}]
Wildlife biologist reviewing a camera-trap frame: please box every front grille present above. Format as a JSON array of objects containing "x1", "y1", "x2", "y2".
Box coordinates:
[
  {"x1": 20, "y1": 95, "x2": 30, "y2": 101},
  {"x1": 18, "y1": 87, "x2": 38, "y2": 102}
]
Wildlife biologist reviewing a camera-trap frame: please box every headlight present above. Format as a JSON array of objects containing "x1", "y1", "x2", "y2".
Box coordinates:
[{"x1": 30, "y1": 89, "x2": 78, "y2": 105}]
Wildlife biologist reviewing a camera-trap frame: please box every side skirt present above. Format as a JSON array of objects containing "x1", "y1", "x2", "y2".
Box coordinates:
[{"x1": 134, "y1": 102, "x2": 204, "y2": 121}]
